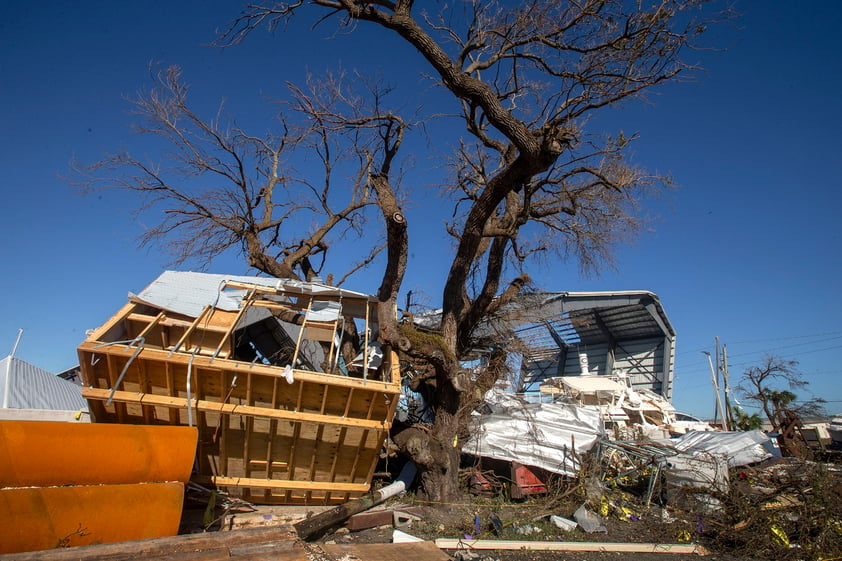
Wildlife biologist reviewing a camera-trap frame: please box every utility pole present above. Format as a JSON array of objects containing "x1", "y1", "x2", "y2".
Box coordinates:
[
  {"x1": 721, "y1": 345, "x2": 734, "y2": 428},
  {"x1": 703, "y1": 349, "x2": 728, "y2": 430}
]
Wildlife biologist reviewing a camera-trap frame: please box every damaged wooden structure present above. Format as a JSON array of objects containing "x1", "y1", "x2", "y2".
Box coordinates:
[{"x1": 77, "y1": 271, "x2": 401, "y2": 505}]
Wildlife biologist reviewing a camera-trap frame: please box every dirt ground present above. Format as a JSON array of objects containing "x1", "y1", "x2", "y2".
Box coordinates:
[{"x1": 313, "y1": 500, "x2": 763, "y2": 561}]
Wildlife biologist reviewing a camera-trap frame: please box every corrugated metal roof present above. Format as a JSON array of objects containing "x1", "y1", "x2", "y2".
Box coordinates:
[
  {"x1": 132, "y1": 270, "x2": 373, "y2": 319},
  {"x1": 503, "y1": 291, "x2": 675, "y2": 340},
  {"x1": 0, "y1": 356, "x2": 88, "y2": 412},
  {"x1": 484, "y1": 291, "x2": 676, "y2": 399}
]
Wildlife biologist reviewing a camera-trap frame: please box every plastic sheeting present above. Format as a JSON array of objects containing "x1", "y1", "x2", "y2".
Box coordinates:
[
  {"x1": 671, "y1": 430, "x2": 774, "y2": 467},
  {"x1": 464, "y1": 390, "x2": 605, "y2": 476}
]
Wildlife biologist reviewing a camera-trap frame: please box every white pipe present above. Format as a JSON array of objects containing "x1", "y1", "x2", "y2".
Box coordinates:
[
  {"x1": 9, "y1": 329, "x2": 23, "y2": 357},
  {"x1": 3, "y1": 329, "x2": 23, "y2": 409}
]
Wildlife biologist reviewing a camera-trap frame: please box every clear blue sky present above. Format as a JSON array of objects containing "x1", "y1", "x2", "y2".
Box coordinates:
[{"x1": 1, "y1": 1, "x2": 840, "y2": 419}]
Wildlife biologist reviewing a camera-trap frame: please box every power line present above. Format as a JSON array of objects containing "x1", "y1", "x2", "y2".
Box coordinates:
[
  {"x1": 674, "y1": 331, "x2": 842, "y2": 358},
  {"x1": 722, "y1": 336, "x2": 842, "y2": 360},
  {"x1": 728, "y1": 331, "x2": 842, "y2": 345},
  {"x1": 675, "y1": 343, "x2": 842, "y2": 377}
]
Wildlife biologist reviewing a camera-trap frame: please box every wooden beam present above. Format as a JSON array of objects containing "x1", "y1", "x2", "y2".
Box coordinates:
[
  {"x1": 78, "y1": 342, "x2": 401, "y2": 393},
  {"x1": 204, "y1": 476, "x2": 369, "y2": 493},
  {"x1": 133, "y1": 310, "x2": 166, "y2": 341},
  {"x1": 433, "y1": 539, "x2": 710, "y2": 555},
  {"x1": 164, "y1": 362, "x2": 178, "y2": 424},
  {"x1": 126, "y1": 313, "x2": 230, "y2": 334},
  {"x1": 0, "y1": 523, "x2": 300, "y2": 561},
  {"x1": 105, "y1": 355, "x2": 126, "y2": 423},
  {"x1": 84, "y1": 302, "x2": 137, "y2": 343},
  {"x1": 290, "y1": 297, "x2": 313, "y2": 369},
  {"x1": 222, "y1": 280, "x2": 374, "y2": 306},
  {"x1": 212, "y1": 288, "x2": 257, "y2": 360},
  {"x1": 169, "y1": 305, "x2": 212, "y2": 355},
  {"x1": 82, "y1": 388, "x2": 390, "y2": 430}
]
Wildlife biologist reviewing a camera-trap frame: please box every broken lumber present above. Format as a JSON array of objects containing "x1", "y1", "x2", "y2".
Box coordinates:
[
  {"x1": 0, "y1": 524, "x2": 299, "y2": 561},
  {"x1": 346, "y1": 509, "x2": 396, "y2": 531},
  {"x1": 320, "y1": 541, "x2": 450, "y2": 561},
  {"x1": 434, "y1": 539, "x2": 710, "y2": 555},
  {"x1": 294, "y1": 462, "x2": 416, "y2": 541}
]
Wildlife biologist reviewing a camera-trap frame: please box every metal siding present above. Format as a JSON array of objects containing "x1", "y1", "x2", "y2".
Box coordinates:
[
  {"x1": 0, "y1": 357, "x2": 88, "y2": 412},
  {"x1": 613, "y1": 337, "x2": 665, "y2": 391}
]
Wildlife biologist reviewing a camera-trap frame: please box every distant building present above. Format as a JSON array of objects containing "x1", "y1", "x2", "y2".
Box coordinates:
[
  {"x1": 492, "y1": 291, "x2": 676, "y2": 399},
  {"x1": 0, "y1": 355, "x2": 89, "y2": 422}
]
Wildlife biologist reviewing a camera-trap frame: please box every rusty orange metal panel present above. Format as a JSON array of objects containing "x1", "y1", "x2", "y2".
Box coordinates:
[
  {"x1": 0, "y1": 482, "x2": 184, "y2": 554},
  {"x1": 0, "y1": 420, "x2": 197, "y2": 487}
]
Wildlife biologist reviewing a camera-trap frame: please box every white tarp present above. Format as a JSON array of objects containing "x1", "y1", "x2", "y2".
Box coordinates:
[
  {"x1": 465, "y1": 390, "x2": 605, "y2": 476},
  {"x1": 671, "y1": 430, "x2": 773, "y2": 467}
]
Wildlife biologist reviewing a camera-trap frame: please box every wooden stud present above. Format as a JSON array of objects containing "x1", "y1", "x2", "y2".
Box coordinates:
[
  {"x1": 218, "y1": 370, "x2": 229, "y2": 476},
  {"x1": 105, "y1": 355, "x2": 126, "y2": 423},
  {"x1": 284, "y1": 421, "x2": 302, "y2": 502},
  {"x1": 133, "y1": 310, "x2": 166, "y2": 342},
  {"x1": 264, "y1": 375, "x2": 280, "y2": 501},
  {"x1": 294, "y1": 379, "x2": 305, "y2": 413},
  {"x1": 212, "y1": 288, "x2": 257, "y2": 360},
  {"x1": 243, "y1": 371, "x2": 254, "y2": 480},
  {"x1": 169, "y1": 306, "x2": 211, "y2": 355},
  {"x1": 137, "y1": 360, "x2": 154, "y2": 424},
  {"x1": 327, "y1": 426, "x2": 347, "y2": 485},
  {"x1": 362, "y1": 301, "x2": 370, "y2": 378},
  {"x1": 357, "y1": 397, "x2": 382, "y2": 488},
  {"x1": 164, "y1": 362, "x2": 179, "y2": 424},
  {"x1": 290, "y1": 297, "x2": 313, "y2": 369}
]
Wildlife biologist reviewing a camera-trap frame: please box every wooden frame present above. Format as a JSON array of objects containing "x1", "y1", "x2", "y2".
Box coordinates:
[{"x1": 78, "y1": 279, "x2": 402, "y2": 505}]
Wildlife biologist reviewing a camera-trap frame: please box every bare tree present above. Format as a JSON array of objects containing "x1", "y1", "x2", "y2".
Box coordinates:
[
  {"x1": 72, "y1": 66, "x2": 401, "y2": 284},
  {"x1": 736, "y1": 354, "x2": 826, "y2": 431},
  {"x1": 77, "y1": 0, "x2": 724, "y2": 501}
]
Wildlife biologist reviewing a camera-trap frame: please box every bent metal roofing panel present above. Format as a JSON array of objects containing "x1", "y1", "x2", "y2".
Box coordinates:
[{"x1": 131, "y1": 270, "x2": 373, "y2": 319}]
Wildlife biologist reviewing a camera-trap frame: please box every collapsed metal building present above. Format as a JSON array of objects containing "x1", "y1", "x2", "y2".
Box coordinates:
[{"x1": 494, "y1": 291, "x2": 676, "y2": 399}]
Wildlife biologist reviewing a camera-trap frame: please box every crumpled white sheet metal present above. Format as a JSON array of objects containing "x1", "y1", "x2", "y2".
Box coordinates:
[
  {"x1": 465, "y1": 391, "x2": 606, "y2": 476},
  {"x1": 130, "y1": 270, "x2": 372, "y2": 319},
  {"x1": 662, "y1": 450, "x2": 729, "y2": 512},
  {"x1": 663, "y1": 451, "x2": 729, "y2": 492},
  {"x1": 671, "y1": 429, "x2": 773, "y2": 467},
  {"x1": 131, "y1": 271, "x2": 282, "y2": 318}
]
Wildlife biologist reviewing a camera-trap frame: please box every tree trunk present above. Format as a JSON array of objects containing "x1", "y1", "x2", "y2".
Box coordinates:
[{"x1": 392, "y1": 422, "x2": 460, "y2": 503}]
